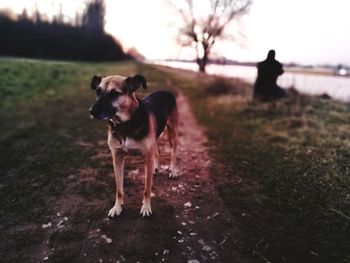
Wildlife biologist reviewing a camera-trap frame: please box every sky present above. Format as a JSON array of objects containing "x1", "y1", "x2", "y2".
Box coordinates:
[{"x1": 1, "y1": 0, "x2": 350, "y2": 65}]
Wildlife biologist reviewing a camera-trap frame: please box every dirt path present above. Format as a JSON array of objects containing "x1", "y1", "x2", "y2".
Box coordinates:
[
  {"x1": 148, "y1": 92, "x2": 238, "y2": 262},
  {"x1": 37, "y1": 91, "x2": 242, "y2": 263}
]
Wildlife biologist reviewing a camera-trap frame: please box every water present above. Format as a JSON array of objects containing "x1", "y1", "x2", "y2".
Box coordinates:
[{"x1": 151, "y1": 60, "x2": 350, "y2": 103}]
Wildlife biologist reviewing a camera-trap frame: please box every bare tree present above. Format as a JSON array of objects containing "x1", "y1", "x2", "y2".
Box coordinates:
[{"x1": 169, "y1": 0, "x2": 252, "y2": 72}]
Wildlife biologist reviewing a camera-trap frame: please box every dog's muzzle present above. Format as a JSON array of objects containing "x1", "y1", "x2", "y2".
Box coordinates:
[
  {"x1": 89, "y1": 108, "x2": 109, "y2": 120},
  {"x1": 90, "y1": 95, "x2": 116, "y2": 120}
]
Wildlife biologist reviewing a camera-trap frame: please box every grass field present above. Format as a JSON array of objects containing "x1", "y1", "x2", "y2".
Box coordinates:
[{"x1": 0, "y1": 58, "x2": 349, "y2": 262}]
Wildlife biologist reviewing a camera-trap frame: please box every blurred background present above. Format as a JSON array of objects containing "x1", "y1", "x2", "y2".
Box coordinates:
[{"x1": 1, "y1": 0, "x2": 350, "y2": 100}]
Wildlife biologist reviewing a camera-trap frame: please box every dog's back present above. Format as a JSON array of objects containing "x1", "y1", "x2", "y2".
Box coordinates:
[{"x1": 143, "y1": 90, "x2": 176, "y2": 137}]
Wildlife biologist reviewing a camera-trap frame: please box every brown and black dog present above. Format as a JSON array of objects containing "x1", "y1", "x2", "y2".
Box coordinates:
[{"x1": 89, "y1": 74, "x2": 178, "y2": 217}]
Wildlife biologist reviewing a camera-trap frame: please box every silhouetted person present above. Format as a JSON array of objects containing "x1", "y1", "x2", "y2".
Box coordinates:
[{"x1": 253, "y1": 50, "x2": 286, "y2": 100}]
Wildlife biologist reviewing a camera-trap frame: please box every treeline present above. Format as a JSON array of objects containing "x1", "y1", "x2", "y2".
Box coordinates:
[{"x1": 0, "y1": 0, "x2": 132, "y2": 61}]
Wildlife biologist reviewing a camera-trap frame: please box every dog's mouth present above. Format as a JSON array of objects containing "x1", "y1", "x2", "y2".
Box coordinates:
[
  {"x1": 109, "y1": 115, "x2": 122, "y2": 126},
  {"x1": 89, "y1": 109, "x2": 123, "y2": 125},
  {"x1": 89, "y1": 110, "x2": 111, "y2": 121}
]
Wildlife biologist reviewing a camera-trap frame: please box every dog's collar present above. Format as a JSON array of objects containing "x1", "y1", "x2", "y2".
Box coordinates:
[
  {"x1": 109, "y1": 115, "x2": 122, "y2": 127},
  {"x1": 108, "y1": 98, "x2": 139, "y2": 127},
  {"x1": 109, "y1": 99, "x2": 149, "y2": 144}
]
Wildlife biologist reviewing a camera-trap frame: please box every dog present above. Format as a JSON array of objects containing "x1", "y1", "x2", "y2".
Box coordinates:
[{"x1": 89, "y1": 74, "x2": 179, "y2": 217}]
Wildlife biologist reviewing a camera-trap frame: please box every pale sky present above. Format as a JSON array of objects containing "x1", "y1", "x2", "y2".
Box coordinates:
[{"x1": 1, "y1": 0, "x2": 350, "y2": 65}]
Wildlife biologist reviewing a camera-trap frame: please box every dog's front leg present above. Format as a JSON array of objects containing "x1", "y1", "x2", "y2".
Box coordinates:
[
  {"x1": 108, "y1": 151, "x2": 125, "y2": 217},
  {"x1": 140, "y1": 152, "x2": 154, "y2": 217},
  {"x1": 154, "y1": 143, "x2": 160, "y2": 175}
]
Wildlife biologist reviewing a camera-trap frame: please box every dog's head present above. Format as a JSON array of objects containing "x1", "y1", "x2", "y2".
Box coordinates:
[{"x1": 89, "y1": 74, "x2": 147, "y2": 123}]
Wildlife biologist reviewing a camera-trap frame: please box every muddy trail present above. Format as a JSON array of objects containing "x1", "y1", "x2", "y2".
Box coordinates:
[{"x1": 30, "y1": 91, "x2": 243, "y2": 263}]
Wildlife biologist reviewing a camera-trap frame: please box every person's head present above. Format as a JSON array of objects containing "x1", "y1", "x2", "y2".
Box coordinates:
[{"x1": 267, "y1": 49, "x2": 276, "y2": 60}]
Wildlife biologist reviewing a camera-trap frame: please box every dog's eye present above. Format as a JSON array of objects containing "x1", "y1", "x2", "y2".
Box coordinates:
[{"x1": 110, "y1": 90, "x2": 121, "y2": 98}]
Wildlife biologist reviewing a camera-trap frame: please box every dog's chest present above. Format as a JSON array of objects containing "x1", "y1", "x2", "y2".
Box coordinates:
[
  {"x1": 123, "y1": 137, "x2": 146, "y2": 154},
  {"x1": 108, "y1": 132, "x2": 150, "y2": 155}
]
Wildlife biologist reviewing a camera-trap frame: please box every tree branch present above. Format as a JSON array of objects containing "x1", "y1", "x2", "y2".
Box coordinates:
[{"x1": 168, "y1": 0, "x2": 252, "y2": 72}]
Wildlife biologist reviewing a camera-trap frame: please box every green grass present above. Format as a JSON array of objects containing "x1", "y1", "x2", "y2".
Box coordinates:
[
  {"x1": 0, "y1": 58, "x2": 135, "y2": 214},
  {"x1": 0, "y1": 58, "x2": 139, "y2": 261},
  {"x1": 141, "y1": 64, "x2": 350, "y2": 263}
]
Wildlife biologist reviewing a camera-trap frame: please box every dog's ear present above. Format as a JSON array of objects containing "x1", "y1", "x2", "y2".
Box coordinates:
[
  {"x1": 132, "y1": 74, "x2": 147, "y2": 90},
  {"x1": 91, "y1": 75, "x2": 102, "y2": 90},
  {"x1": 123, "y1": 74, "x2": 147, "y2": 93}
]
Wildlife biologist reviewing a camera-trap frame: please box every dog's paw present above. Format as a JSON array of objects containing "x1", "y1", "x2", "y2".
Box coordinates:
[
  {"x1": 140, "y1": 200, "x2": 152, "y2": 217},
  {"x1": 108, "y1": 204, "x2": 123, "y2": 217},
  {"x1": 169, "y1": 170, "x2": 178, "y2": 179}
]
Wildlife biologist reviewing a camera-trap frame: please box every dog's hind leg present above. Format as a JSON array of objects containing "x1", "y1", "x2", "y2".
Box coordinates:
[
  {"x1": 167, "y1": 107, "x2": 179, "y2": 179},
  {"x1": 108, "y1": 151, "x2": 126, "y2": 217}
]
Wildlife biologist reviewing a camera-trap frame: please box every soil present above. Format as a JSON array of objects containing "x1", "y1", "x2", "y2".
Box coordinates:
[{"x1": 29, "y1": 91, "x2": 246, "y2": 263}]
